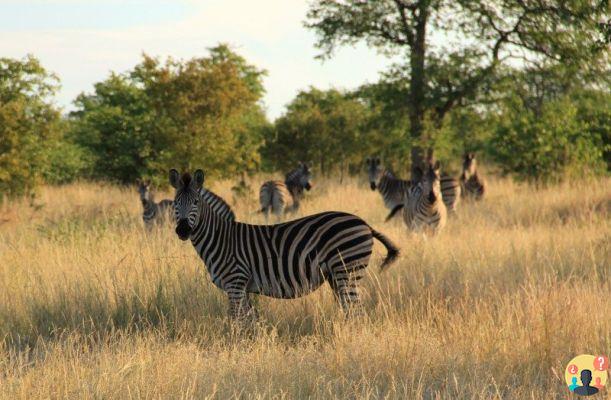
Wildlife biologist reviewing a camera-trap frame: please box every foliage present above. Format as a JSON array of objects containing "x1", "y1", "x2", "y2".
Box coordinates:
[
  {"x1": 70, "y1": 44, "x2": 268, "y2": 184},
  {"x1": 262, "y1": 88, "x2": 372, "y2": 175},
  {"x1": 490, "y1": 94, "x2": 605, "y2": 184},
  {"x1": 306, "y1": 0, "x2": 609, "y2": 168},
  {"x1": 0, "y1": 56, "x2": 66, "y2": 197}
]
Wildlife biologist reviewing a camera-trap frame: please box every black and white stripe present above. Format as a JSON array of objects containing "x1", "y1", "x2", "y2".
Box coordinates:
[
  {"x1": 402, "y1": 162, "x2": 447, "y2": 235},
  {"x1": 170, "y1": 169, "x2": 399, "y2": 319},
  {"x1": 137, "y1": 179, "x2": 173, "y2": 229},
  {"x1": 366, "y1": 157, "x2": 412, "y2": 221},
  {"x1": 200, "y1": 188, "x2": 236, "y2": 221},
  {"x1": 440, "y1": 175, "x2": 461, "y2": 212},
  {"x1": 461, "y1": 153, "x2": 485, "y2": 200},
  {"x1": 260, "y1": 163, "x2": 313, "y2": 220}
]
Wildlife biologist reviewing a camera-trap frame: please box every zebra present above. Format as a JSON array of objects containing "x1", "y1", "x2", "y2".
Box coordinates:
[
  {"x1": 460, "y1": 152, "x2": 485, "y2": 200},
  {"x1": 170, "y1": 168, "x2": 399, "y2": 320},
  {"x1": 402, "y1": 161, "x2": 447, "y2": 235},
  {"x1": 365, "y1": 157, "x2": 412, "y2": 221},
  {"x1": 200, "y1": 188, "x2": 236, "y2": 221},
  {"x1": 137, "y1": 179, "x2": 174, "y2": 229},
  {"x1": 259, "y1": 163, "x2": 313, "y2": 220}
]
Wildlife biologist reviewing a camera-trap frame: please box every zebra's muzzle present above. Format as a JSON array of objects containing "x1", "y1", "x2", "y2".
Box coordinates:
[
  {"x1": 370, "y1": 182, "x2": 376, "y2": 191},
  {"x1": 176, "y1": 219, "x2": 192, "y2": 241},
  {"x1": 304, "y1": 182, "x2": 312, "y2": 191}
]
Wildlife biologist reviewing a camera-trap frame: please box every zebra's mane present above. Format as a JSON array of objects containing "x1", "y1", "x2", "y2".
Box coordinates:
[{"x1": 181, "y1": 172, "x2": 192, "y2": 186}]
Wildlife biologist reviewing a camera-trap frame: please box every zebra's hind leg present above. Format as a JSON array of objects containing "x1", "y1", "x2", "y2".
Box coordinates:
[{"x1": 329, "y1": 264, "x2": 365, "y2": 317}]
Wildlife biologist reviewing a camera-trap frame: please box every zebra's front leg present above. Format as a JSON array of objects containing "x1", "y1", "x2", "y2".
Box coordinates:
[{"x1": 226, "y1": 287, "x2": 257, "y2": 325}]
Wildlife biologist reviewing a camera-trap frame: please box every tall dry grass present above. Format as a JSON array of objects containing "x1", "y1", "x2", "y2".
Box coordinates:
[{"x1": 0, "y1": 175, "x2": 609, "y2": 399}]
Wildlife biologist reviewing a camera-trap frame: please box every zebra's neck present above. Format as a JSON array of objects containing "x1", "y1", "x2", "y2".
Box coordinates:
[
  {"x1": 142, "y1": 199, "x2": 157, "y2": 214},
  {"x1": 190, "y1": 192, "x2": 235, "y2": 276}
]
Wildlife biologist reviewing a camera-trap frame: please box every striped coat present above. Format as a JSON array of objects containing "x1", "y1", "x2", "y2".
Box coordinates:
[
  {"x1": 366, "y1": 157, "x2": 413, "y2": 222},
  {"x1": 137, "y1": 180, "x2": 173, "y2": 229},
  {"x1": 170, "y1": 169, "x2": 399, "y2": 319},
  {"x1": 403, "y1": 162, "x2": 447, "y2": 235},
  {"x1": 260, "y1": 163, "x2": 313, "y2": 219}
]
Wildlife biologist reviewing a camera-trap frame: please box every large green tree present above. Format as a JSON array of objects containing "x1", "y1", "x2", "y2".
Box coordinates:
[
  {"x1": 0, "y1": 56, "x2": 64, "y2": 197},
  {"x1": 71, "y1": 44, "x2": 268, "y2": 184},
  {"x1": 306, "y1": 0, "x2": 609, "y2": 176},
  {"x1": 263, "y1": 88, "x2": 372, "y2": 175}
]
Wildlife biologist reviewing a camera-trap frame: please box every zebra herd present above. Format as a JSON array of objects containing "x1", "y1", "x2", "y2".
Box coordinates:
[
  {"x1": 136, "y1": 153, "x2": 485, "y2": 322},
  {"x1": 367, "y1": 153, "x2": 485, "y2": 235}
]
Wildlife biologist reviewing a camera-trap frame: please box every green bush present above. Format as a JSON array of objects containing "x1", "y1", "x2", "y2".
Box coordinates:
[{"x1": 490, "y1": 95, "x2": 605, "y2": 184}]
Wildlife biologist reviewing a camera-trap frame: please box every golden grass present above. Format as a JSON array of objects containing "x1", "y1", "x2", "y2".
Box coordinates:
[{"x1": 0, "y1": 175, "x2": 609, "y2": 399}]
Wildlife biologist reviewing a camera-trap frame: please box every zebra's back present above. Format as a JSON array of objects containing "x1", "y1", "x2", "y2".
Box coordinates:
[
  {"x1": 238, "y1": 211, "x2": 375, "y2": 299},
  {"x1": 259, "y1": 180, "x2": 294, "y2": 216},
  {"x1": 378, "y1": 172, "x2": 411, "y2": 210},
  {"x1": 440, "y1": 175, "x2": 461, "y2": 212}
]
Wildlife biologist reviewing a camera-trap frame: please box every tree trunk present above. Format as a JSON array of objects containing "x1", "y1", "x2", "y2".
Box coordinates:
[{"x1": 408, "y1": 3, "x2": 428, "y2": 181}]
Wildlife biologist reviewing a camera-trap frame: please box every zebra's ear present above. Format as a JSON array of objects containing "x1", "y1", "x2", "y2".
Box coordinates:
[
  {"x1": 136, "y1": 178, "x2": 141, "y2": 185},
  {"x1": 193, "y1": 169, "x2": 205, "y2": 189},
  {"x1": 169, "y1": 169, "x2": 180, "y2": 189},
  {"x1": 433, "y1": 161, "x2": 441, "y2": 172}
]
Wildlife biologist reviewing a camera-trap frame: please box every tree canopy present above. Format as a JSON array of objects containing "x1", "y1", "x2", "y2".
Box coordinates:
[{"x1": 306, "y1": 0, "x2": 609, "y2": 173}]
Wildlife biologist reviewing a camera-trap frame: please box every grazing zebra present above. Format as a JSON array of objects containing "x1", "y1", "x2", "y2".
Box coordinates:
[
  {"x1": 137, "y1": 179, "x2": 174, "y2": 229},
  {"x1": 402, "y1": 161, "x2": 447, "y2": 235},
  {"x1": 461, "y1": 152, "x2": 485, "y2": 200},
  {"x1": 260, "y1": 163, "x2": 313, "y2": 220},
  {"x1": 170, "y1": 168, "x2": 399, "y2": 320},
  {"x1": 366, "y1": 157, "x2": 412, "y2": 221}
]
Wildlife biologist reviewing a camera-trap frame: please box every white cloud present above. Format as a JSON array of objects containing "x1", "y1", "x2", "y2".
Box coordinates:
[{"x1": 0, "y1": 0, "x2": 394, "y2": 118}]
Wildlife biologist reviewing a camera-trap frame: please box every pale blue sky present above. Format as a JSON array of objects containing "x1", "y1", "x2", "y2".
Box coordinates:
[{"x1": 0, "y1": 0, "x2": 396, "y2": 119}]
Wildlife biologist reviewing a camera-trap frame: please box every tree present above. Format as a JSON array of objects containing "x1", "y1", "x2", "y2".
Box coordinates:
[
  {"x1": 262, "y1": 88, "x2": 371, "y2": 175},
  {"x1": 306, "y1": 0, "x2": 609, "y2": 177},
  {"x1": 0, "y1": 56, "x2": 64, "y2": 197},
  {"x1": 71, "y1": 44, "x2": 268, "y2": 184}
]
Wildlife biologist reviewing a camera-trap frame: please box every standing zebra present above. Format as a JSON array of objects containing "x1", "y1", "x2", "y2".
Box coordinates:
[
  {"x1": 461, "y1": 153, "x2": 485, "y2": 200},
  {"x1": 402, "y1": 161, "x2": 447, "y2": 235},
  {"x1": 260, "y1": 163, "x2": 313, "y2": 220},
  {"x1": 137, "y1": 179, "x2": 174, "y2": 229},
  {"x1": 366, "y1": 157, "x2": 412, "y2": 221},
  {"x1": 170, "y1": 168, "x2": 399, "y2": 320}
]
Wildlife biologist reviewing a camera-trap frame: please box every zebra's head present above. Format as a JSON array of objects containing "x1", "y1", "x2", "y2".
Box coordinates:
[
  {"x1": 365, "y1": 157, "x2": 382, "y2": 190},
  {"x1": 169, "y1": 169, "x2": 205, "y2": 241},
  {"x1": 462, "y1": 152, "x2": 477, "y2": 178},
  {"x1": 299, "y1": 163, "x2": 313, "y2": 191},
  {"x1": 416, "y1": 161, "x2": 442, "y2": 203},
  {"x1": 136, "y1": 179, "x2": 153, "y2": 204}
]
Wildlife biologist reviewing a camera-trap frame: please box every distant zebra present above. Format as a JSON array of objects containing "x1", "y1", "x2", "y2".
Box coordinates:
[
  {"x1": 137, "y1": 179, "x2": 174, "y2": 229},
  {"x1": 260, "y1": 163, "x2": 313, "y2": 220},
  {"x1": 402, "y1": 161, "x2": 447, "y2": 235},
  {"x1": 440, "y1": 175, "x2": 461, "y2": 212},
  {"x1": 170, "y1": 168, "x2": 399, "y2": 320},
  {"x1": 461, "y1": 152, "x2": 485, "y2": 200},
  {"x1": 366, "y1": 157, "x2": 412, "y2": 221}
]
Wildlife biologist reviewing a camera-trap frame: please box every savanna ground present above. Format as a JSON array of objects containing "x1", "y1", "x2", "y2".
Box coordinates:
[{"x1": 0, "y1": 173, "x2": 609, "y2": 399}]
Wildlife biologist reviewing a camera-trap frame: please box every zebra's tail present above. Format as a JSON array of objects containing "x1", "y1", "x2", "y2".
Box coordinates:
[{"x1": 371, "y1": 229, "x2": 399, "y2": 271}]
